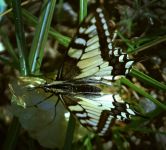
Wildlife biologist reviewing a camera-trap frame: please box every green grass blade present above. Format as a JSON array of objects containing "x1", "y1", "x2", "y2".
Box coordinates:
[
  {"x1": 83, "y1": 136, "x2": 93, "y2": 150},
  {"x1": 130, "y1": 35, "x2": 166, "y2": 54},
  {"x1": 130, "y1": 68, "x2": 166, "y2": 91},
  {"x1": 79, "y1": 0, "x2": 87, "y2": 22},
  {"x1": 49, "y1": 29, "x2": 70, "y2": 47},
  {"x1": 63, "y1": 115, "x2": 76, "y2": 150},
  {"x1": 3, "y1": 117, "x2": 21, "y2": 150},
  {"x1": 113, "y1": 130, "x2": 127, "y2": 150},
  {"x1": 3, "y1": 0, "x2": 30, "y2": 149},
  {"x1": 28, "y1": 0, "x2": 57, "y2": 74},
  {"x1": 121, "y1": 77, "x2": 166, "y2": 110},
  {"x1": 21, "y1": 8, "x2": 70, "y2": 47},
  {"x1": 117, "y1": 31, "x2": 134, "y2": 50},
  {"x1": 11, "y1": 0, "x2": 29, "y2": 75}
]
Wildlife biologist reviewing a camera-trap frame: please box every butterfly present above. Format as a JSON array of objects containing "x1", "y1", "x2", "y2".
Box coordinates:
[{"x1": 41, "y1": 7, "x2": 136, "y2": 137}]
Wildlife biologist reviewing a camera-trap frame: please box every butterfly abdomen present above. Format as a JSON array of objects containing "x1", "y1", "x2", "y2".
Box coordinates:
[{"x1": 42, "y1": 81, "x2": 102, "y2": 95}]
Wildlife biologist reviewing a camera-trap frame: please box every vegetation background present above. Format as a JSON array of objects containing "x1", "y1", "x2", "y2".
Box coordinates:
[{"x1": 0, "y1": 0, "x2": 166, "y2": 149}]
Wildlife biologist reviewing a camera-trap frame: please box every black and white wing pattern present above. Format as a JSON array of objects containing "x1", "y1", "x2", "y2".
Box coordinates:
[
  {"x1": 59, "y1": 92, "x2": 135, "y2": 136},
  {"x1": 58, "y1": 7, "x2": 134, "y2": 81},
  {"x1": 54, "y1": 7, "x2": 136, "y2": 136}
]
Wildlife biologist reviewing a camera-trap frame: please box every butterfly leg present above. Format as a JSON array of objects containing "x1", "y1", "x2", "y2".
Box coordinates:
[
  {"x1": 46, "y1": 98, "x2": 60, "y2": 126},
  {"x1": 53, "y1": 98, "x2": 60, "y2": 120},
  {"x1": 27, "y1": 93, "x2": 54, "y2": 108}
]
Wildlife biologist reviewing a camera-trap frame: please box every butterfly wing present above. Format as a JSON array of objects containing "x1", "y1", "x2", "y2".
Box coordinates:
[
  {"x1": 55, "y1": 7, "x2": 136, "y2": 136},
  {"x1": 60, "y1": 93, "x2": 135, "y2": 136},
  {"x1": 59, "y1": 8, "x2": 134, "y2": 81}
]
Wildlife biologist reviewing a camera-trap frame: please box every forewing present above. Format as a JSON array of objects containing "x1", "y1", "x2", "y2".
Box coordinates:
[
  {"x1": 59, "y1": 8, "x2": 134, "y2": 81},
  {"x1": 60, "y1": 93, "x2": 135, "y2": 136}
]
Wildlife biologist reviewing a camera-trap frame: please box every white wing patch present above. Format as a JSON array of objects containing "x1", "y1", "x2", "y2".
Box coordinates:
[
  {"x1": 95, "y1": 66, "x2": 113, "y2": 76},
  {"x1": 76, "y1": 113, "x2": 87, "y2": 118},
  {"x1": 68, "y1": 105, "x2": 84, "y2": 111},
  {"x1": 86, "y1": 35, "x2": 99, "y2": 46},
  {"x1": 100, "y1": 62, "x2": 109, "y2": 68},
  {"x1": 96, "y1": 8, "x2": 102, "y2": 13},
  {"x1": 79, "y1": 27, "x2": 86, "y2": 34},
  {"x1": 85, "y1": 42, "x2": 100, "y2": 52},
  {"x1": 77, "y1": 55, "x2": 103, "y2": 69},
  {"x1": 74, "y1": 38, "x2": 86, "y2": 46},
  {"x1": 81, "y1": 48, "x2": 101, "y2": 59},
  {"x1": 99, "y1": 116, "x2": 113, "y2": 136},
  {"x1": 90, "y1": 17, "x2": 96, "y2": 24},
  {"x1": 127, "y1": 108, "x2": 135, "y2": 115},
  {"x1": 74, "y1": 67, "x2": 99, "y2": 79},
  {"x1": 125, "y1": 60, "x2": 134, "y2": 69},
  {"x1": 119, "y1": 55, "x2": 125, "y2": 62},
  {"x1": 68, "y1": 48, "x2": 83, "y2": 59},
  {"x1": 85, "y1": 24, "x2": 96, "y2": 34},
  {"x1": 63, "y1": 94, "x2": 135, "y2": 136}
]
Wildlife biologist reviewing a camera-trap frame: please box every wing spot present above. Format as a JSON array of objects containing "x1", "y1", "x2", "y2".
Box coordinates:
[
  {"x1": 103, "y1": 76, "x2": 114, "y2": 81},
  {"x1": 99, "y1": 12, "x2": 104, "y2": 18},
  {"x1": 74, "y1": 38, "x2": 86, "y2": 46},
  {"x1": 101, "y1": 18, "x2": 106, "y2": 24},
  {"x1": 103, "y1": 23, "x2": 108, "y2": 30},
  {"x1": 114, "y1": 75, "x2": 123, "y2": 80},
  {"x1": 85, "y1": 25, "x2": 96, "y2": 34},
  {"x1": 79, "y1": 27, "x2": 85, "y2": 34},
  {"x1": 125, "y1": 60, "x2": 134, "y2": 69},
  {"x1": 113, "y1": 49, "x2": 119, "y2": 56},
  {"x1": 76, "y1": 113, "x2": 87, "y2": 118},
  {"x1": 125, "y1": 69, "x2": 130, "y2": 75},
  {"x1": 68, "y1": 48, "x2": 83, "y2": 59},
  {"x1": 105, "y1": 30, "x2": 110, "y2": 36},
  {"x1": 119, "y1": 55, "x2": 125, "y2": 62},
  {"x1": 127, "y1": 108, "x2": 135, "y2": 115},
  {"x1": 103, "y1": 122, "x2": 110, "y2": 131},
  {"x1": 91, "y1": 17, "x2": 96, "y2": 24},
  {"x1": 114, "y1": 94, "x2": 124, "y2": 103},
  {"x1": 107, "y1": 37, "x2": 111, "y2": 43},
  {"x1": 121, "y1": 112, "x2": 127, "y2": 119},
  {"x1": 116, "y1": 115, "x2": 122, "y2": 120},
  {"x1": 108, "y1": 43, "x2": 112, "y2": 50},
  {"x1": 96, "y1": 8, "x2": 102, "y2": 13},
  {"x1": 126, "y1": 104, "x2": 129, "y2": 109}
]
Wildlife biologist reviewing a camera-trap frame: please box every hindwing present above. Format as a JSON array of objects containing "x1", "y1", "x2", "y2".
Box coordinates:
[{"x1": 60, "y1": 93, "x2": 135, "y2": 136}]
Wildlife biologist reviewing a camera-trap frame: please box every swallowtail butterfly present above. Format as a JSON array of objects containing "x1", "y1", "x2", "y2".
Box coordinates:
[{"x1": 41, "y1": 7, "x2": 135, "y2": 136}]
